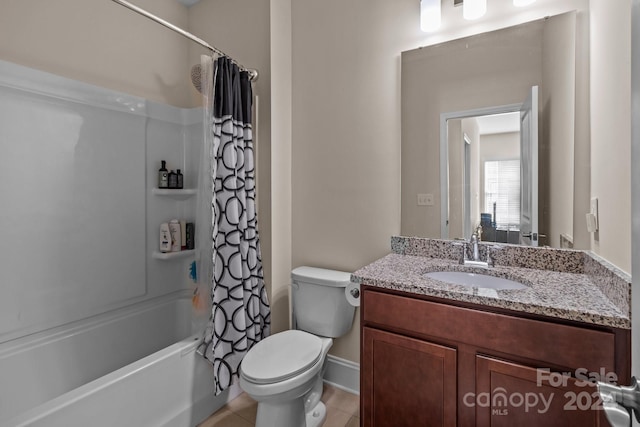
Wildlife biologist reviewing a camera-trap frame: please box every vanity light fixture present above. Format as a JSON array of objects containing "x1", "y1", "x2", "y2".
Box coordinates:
[
  {"x1": 513, "y1": 0, "x2": 536, "y2": 6},
  {"x1": 463, "y1": 0, "x2": 487, "y2": 20},
  {"x1": 422, "y1": 0, "x2": 536, "y2": 32},
  {"x1": 420, "y1": 0, "x2": 442, "y2": 32}
]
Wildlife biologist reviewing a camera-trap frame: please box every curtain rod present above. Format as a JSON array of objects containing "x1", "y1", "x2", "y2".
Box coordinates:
[{"x1": 110, "y1": 0, "x2": 258, "y2": 81}]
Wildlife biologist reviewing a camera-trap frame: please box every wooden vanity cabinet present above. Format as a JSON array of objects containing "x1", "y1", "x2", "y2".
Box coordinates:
[
  {"x1": 360, "y1": 286, "x2": 630, "y2": 427},
  {"x1": 362, "y1": 327, "x2": 457, "y2": 426},
  {"x1": 474, "y1": 356, "x2": 602, "y2": 426}
]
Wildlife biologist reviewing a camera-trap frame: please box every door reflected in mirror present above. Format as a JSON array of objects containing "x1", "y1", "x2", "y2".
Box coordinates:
[
  {"x1": 444, "y1": 85, "x2": 540, "y2": 247},
  {"x1": 447, "y1": 111, "x2": 523, "y2": 245}
]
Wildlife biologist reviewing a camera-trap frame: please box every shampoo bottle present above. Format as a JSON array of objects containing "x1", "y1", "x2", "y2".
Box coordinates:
[
  {"x1": 186, "y1": 222, "x2": 195, "y2": 250},
  {"x1": 180, "y1": 220, "x2": 187, "y2": 250},
  {"x1": 169, "y1": 219, "x2": 181, "y2": 252},
  {"x1": 168, "y1": 170, "x2": 177, "y2": 189},
  {"x1": 158, "y1": 161, "x2": 169, "y2": 188},
  {"x1": 176, "y1": 169, "x2": 184, "y2": 189},
  {"x1": 159, "y1": 223, "x2": 171, "y2": 253}
]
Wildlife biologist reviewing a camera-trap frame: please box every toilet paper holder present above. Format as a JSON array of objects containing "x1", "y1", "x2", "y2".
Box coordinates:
[{"x1": 344, "y1": 282, "x2": 361, "y2": 307}]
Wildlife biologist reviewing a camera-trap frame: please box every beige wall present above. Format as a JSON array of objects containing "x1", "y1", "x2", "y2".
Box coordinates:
[
  {"x1": 572, "y1": 6, "x2": 592, "y2": 251},
  {"x1": 590, "y1": 0, "x2": 632, "y2": 273},
  {"x1": 289, "y1": 0, "x2": 420, "y2": 362},
  {"x1": 542, "y1": 12, "x2": 577, "y2": 249},
  {"x1": 0, "y1": 0, "x2": 192, "y2": 107},
  {"x1": 269, "y1": 0, "x2": 293, "y2": 334}
]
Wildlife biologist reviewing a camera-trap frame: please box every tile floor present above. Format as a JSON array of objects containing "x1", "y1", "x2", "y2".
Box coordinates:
[{"x1": 198, "y1": 383, "x2": 360, "y2": 427}]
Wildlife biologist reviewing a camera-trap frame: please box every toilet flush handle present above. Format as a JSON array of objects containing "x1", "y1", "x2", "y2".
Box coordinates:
[{"x1": 349, "y1": 288, "x2": 360, "y2": 298}]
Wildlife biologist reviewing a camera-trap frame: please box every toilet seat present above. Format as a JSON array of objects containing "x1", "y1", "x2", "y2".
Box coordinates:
[{"x1": 241, "y1": 330, "x2": 323, "y2": 384}]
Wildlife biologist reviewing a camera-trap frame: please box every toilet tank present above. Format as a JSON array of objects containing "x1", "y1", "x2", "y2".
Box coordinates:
[{"x1": 291, "y1": 266, "x2": 356, "y2": 338}]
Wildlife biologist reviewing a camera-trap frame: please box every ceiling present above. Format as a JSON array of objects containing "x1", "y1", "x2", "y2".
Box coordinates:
[{"x1": 475, "y1": 112, "x2": 520, "y2": 135}]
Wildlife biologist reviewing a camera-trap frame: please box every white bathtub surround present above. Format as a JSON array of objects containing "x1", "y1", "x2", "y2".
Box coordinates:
[
  {"x1": 0, "y1": 59, "x2": 202, "y2": 344},
  {"x1": 0, "y1": 59, "x2": 221, "y2": 426},
  {"x1": 197, "y1": 55, "x2": 271, "y2": 395}
]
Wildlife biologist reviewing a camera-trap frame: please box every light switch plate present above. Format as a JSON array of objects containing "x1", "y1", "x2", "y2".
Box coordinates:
[
  {"x1": 589, "y1": 197, "x2": 599, "y2": 232},
  {"x1": 586, "y1": 213, "x2": 598, "y2": 233},
  {"x1": 417, "y1": 193, "x2": 435, "y2": 206}
]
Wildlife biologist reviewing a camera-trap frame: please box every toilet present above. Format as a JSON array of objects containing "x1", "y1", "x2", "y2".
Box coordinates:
[{"x1": 239, "y1": 266, "x2": 357, "y2": 427}]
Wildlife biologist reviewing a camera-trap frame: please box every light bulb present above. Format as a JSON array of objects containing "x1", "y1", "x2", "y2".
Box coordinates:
[
  {"x1": 421, "y1": 0, "x2": 441, "y2": 32},
  {"x1": 463, "y1": 0, "x2": 487, "y2": 20}
]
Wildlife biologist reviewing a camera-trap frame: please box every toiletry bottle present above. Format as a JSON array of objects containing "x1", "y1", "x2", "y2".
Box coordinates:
[
  {"x1": 180, "y1": 220, "x2": 187, "y2": 250},
  {"x1": 176, "y1": 169, "x2": 184, "y2": 189},
  {"x1": 159, "y1": 223, "x2": 171, "y2": 253},
  {"x1": 186, "y1": 223, "x2": 195, "y2": 250},
  {"x1": 168, "y1": 170, "x2": 177, "y2": 189},
  {"x1": 158, "y1": 161, "x2": 169, "y2": 188},
  {"x1": 169, "y1": 219, "x2": 181, "y2": 252}
]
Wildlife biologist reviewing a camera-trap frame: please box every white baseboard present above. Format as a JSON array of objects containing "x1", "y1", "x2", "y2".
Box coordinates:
[{"x1": 323, "y1": 354, "x2": 360, "y2": 395}]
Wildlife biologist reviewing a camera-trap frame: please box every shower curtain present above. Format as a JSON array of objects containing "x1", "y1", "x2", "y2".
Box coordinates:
[{"x1": 196, "y1": 55, "x2": 271, "y2": 395}]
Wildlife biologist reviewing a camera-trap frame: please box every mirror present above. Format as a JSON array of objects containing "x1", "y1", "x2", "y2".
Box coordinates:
[{"x1": 401, "y1": 12, "x2": 583, "y2": 249}]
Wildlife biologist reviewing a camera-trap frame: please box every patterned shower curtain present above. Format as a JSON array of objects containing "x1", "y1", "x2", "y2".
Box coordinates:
[{"x1": 198, "y1": 56, "x2": 271, "y2": 395}]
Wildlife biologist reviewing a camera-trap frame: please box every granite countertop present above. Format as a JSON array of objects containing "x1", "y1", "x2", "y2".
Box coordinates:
[{"x1": 352, "y1": 252, "x2": 631, "y2": 329}]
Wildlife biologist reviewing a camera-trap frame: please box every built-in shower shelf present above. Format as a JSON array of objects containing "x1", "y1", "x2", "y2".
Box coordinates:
[
  {"x1": 152, "y1": 188, "x2": 197, "y2": 200},
  {"x1": 152, "y1": 250, "x2": 196, "y2": 260}
]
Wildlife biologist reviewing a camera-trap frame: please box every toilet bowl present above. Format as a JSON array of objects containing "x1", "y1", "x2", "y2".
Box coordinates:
[
  {"x1": 240, "y1": 330, "x2": 333, "y2": 427},
  {"x1": 239, "y1": 267, "x2": 357, "y2": 427}
]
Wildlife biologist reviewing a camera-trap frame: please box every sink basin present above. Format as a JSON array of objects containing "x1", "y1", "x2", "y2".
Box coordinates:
[{"x1": 424, "y1": 271, "x2": 528, "y2": 290}]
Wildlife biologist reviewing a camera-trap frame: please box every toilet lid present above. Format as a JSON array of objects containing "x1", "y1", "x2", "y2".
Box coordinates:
[{"x1": 241, "y1": 330, "x2": 323, "y2": 384}]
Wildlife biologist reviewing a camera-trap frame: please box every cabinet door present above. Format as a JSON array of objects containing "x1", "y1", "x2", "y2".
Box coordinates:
[
  {"x1": 475, "y1": 356, "x2": 607, "y2": 426},
  {"x1": 362, "y1": 327, "x2": 457, "y2": 427}
]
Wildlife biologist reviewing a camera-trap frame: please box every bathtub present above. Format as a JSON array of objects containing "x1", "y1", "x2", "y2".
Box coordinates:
[{"x1": 1, "y1": 291, "x2": 239, "y2": 427}]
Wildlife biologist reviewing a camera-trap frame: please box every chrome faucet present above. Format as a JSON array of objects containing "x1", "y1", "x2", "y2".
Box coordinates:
[
  {"x1": 463, "y1": 228, "x2": 489, "y2": 269},
  {"x1": 469, "y1": 233, "x2": 481, "y2": 262}
]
